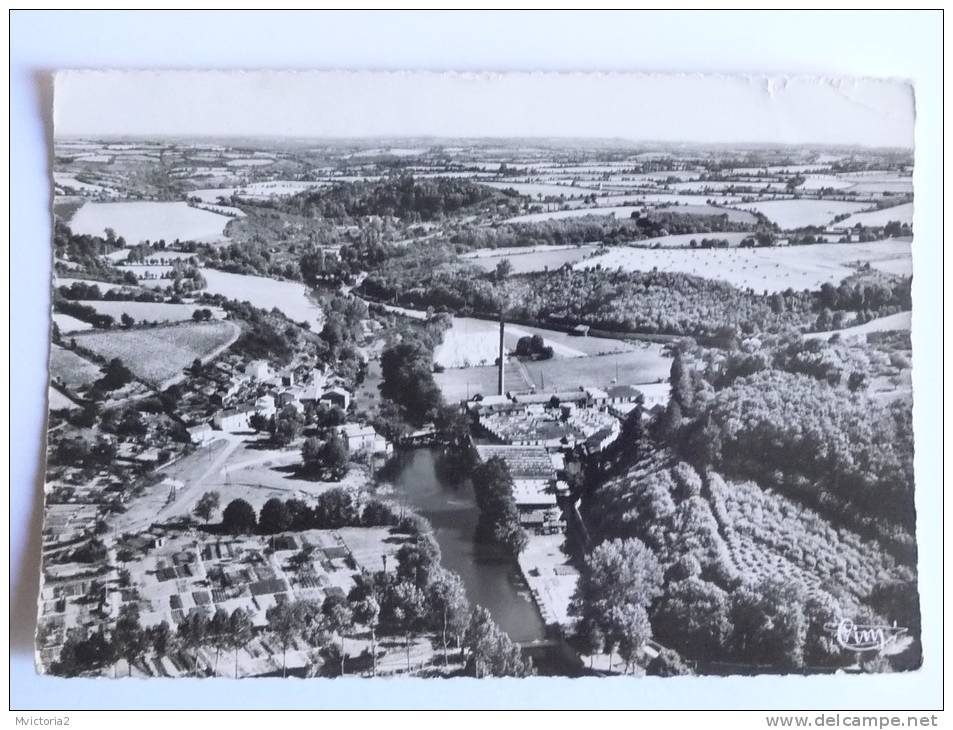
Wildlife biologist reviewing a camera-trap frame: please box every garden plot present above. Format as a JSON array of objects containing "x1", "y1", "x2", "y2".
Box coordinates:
[
  {"x1": 729, "y1": 199, "x2": 869, "y2": 229},
  {"x1": 575, "y1": 239, "x2": 912, "y2": 293},
  {"x1": 70, "y1": 319, "x2": 239, "y2": 387},
  {"x1": 69, "y1": 201, "x2": 232, "y2": 244}
]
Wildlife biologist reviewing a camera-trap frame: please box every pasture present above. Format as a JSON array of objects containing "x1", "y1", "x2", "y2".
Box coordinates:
[
  {"x1": 462, "y1": 245, "x2": 598, "y2": 274},
  {"x1": 621, "y1": 232, "x2": 753, "y2": 248},
  {"x1": 434, "y1": 364, "x2": 501, "y2": 402},
  {"x1": 70, "y1": 319, "x2": 239, "y2": 387},
  {"x1": 52, "y1": 313, "x2": 94, "y2": 333},
  {"x1": 49, "y1": 345, "x2": 102, "y2": 390},
  {"x1": 728, "y1": 199, "x2": 869, "y2": 229},
  {"x1": 804, "y1": 311, "x2": 911, "y2": 341},
  {"x1": 575, "y1": 239, "x2": 912, "y2": 293},
  {"x1": 201, "y1": 268, "x2": 326, "y2": 330},
  {"x1": 521, "y1": 346, "x2": 671, "y2": 393},
  {"x1": 433, "y1": 316, "x2": 633, "y2": 369},
  {"x1": 838, "y1": 202, "x2": 914, "y2": 228},
  {"x1": 68, "y1": 201, "x2": 232, "y2": 244}
]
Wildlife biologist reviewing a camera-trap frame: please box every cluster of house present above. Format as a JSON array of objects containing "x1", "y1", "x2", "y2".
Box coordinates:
[{"x1": 182, "y1": 357, "x2": 391, "y2": 457}]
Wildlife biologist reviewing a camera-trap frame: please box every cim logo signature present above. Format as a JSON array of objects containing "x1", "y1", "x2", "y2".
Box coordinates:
[{"x1": 824, "y1": 618, "x2": 908, "y2": 653}]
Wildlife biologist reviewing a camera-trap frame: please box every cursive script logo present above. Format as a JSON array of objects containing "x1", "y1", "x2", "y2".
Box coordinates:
[{"x1": 824, "y1": 618, "x2": 908, "y2": 653}]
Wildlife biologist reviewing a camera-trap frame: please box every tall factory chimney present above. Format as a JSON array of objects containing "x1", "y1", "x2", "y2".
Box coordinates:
[{"x1": 497, "y1": 314, "x2": 505, "y2": 396}]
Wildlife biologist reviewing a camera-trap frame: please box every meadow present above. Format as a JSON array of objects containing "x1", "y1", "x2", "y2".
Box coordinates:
[
  {"x1": 838, "y1": 202, "x2": 914, "y2": 228},
  {"x1": 575, "y1": 239, "x2": 912, "y2": 293},
  {"x1": 52, "y1": 313, "x2": 94, "y2": 333},
  {"x1": 70, "y1": 319, "x2": 239, "y2": 387},
  {"x1": 462, "y1": 245, "x2": 599, "y2": 274},
  {"x1": 49, "y1": 345, "x2": 103, "y2": 389},
  {"x1": 433, "y1": 316, "x2": 633, "y2": 369},
  {"x1": 68, "y1": 201, "x2": 232, "y2": 244},
  {"x1": 728, "y1": 199, "x2": 870, "y2": 229},
  {"x1": 201, "y1": 268, "x2": 326, "y2": 330},
  {"x1": 521, "y1": 346, "x2": 671, "y2": 393}
]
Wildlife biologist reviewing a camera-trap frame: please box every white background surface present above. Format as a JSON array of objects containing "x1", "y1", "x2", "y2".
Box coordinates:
[{"x1": 9, "y1": 9, "x2": 943, "y2": 710}]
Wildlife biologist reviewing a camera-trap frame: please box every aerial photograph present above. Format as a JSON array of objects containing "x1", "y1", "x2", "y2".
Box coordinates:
[{"x1": 37, "y1": 71, "x2": 919, "y2": 680}]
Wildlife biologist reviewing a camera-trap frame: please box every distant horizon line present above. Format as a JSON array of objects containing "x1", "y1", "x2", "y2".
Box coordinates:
[{"x1": 52, "y1": 134, "x2": 914, "y2": 153}]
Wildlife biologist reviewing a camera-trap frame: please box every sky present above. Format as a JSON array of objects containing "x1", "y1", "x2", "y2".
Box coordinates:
[{"x1": 56, "y1": 70, "x2": 914, "y2": 148}]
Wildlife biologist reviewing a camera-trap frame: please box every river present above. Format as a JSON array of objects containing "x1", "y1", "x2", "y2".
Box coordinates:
[
  {"x1": 390, "y1": 448, "x2": 547, "y2": 644},
  {"x1": 390, "y1": 448, "x2": 585, "y2": 675}
]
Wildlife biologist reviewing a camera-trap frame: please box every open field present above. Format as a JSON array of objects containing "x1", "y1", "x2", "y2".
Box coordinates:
[
  {"x1": 48, "y1": 387, "x2": 80, "y2": 412},
  {"x1": 190, "y1": 180, "x2": 331, "y2": 203},
  {"x1": 49, "y1": 345, "x2": 102, "y2": 389},
  {"x1": 463, "y1": 245, "x2": 598, "y2": 274},
  {"x1": 652, "y1": 204, "x2": 757, "y2": 223},
  {"x1": 838, "y1": 202, "x2": 914, "y2": 228},
  {"x1": 575, "y1": 239, "x2": 912, "y2": 293},
  {"x1": 52, "y1": 313, "x2": 94, "y2": 333},
  {"x1": 74, "y1": 300, "x2": 226, "y2": 324},
  {"x1": 202, "y1": 268, "x2": 325, "y2": 330},
  {"x1": 434, "y1": 364, "x2": 501, "y2": 402},
  {"x1": 620, "y1": 232, "x2": 753, "y2": 248},
  {"x1": 728, "y1": 199, "x2": 870, "y2": 229},
  {"x1": 433, "y1": 316, "x2": 634, "y2": 369},
  {"x1": 804, "y1": 311, "x2": 911, "y2": 341},
  {"x1": 70, "y1": 320, "x2": 239, "y2": 387},
  {"x1": 68, "y1": 201, "x2": 232, "y2": 244},
  {"x1": 521, "y1": 346, "x2": 671, "y2": 393}
]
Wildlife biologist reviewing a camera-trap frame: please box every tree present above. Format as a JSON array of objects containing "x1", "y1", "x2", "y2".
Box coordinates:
[
  {"x1": 120, "y1": 312, "x2": 135, "y2": 328},
  {"x1": 249, "y1": 411, "x2": 271, "y2": 433},
  {"x1": 471, "y1": 457, "x2": 527, "y2": 556},
  {"x1": 111, "y1": 603, "x2": 145, "y2": 677},
  {"x1": 652, "y1": 578, "x2": 732, "y2": 659},
  {"x1": 272, "y1": 404, "x2": 304, "y2": 446},
  {"x1": 148, "y1": 621, "x2": 172, "y2": 664},
  {"x1": 729, "y1": 578, "x2": 808, "y2": 669},
  {"x1": 386, "y1": 581, "x2": 428, "y2": 673},
  {"x1": 494, "y1": 258, "x2": 513, "y2": 281},
  {"x1": 208, "y1": 608, "x2": 231, "y2": 676},
  {"x1": 580, "y1": 621, "x2": 605, "y2": 670},
  {"x1": 266, "y1": 600, "x2": 306, "y2": 678},
  {"x1": 177, "y1": 609, "x2": 209, "y2": 676},
  {"x1": 570, "y1": 538, "x2": 663, "y2": 674},
  {"x1": 259, "y1": 497, "x2": 292, "y2": 534},
  {"x1": 313, "y1": 488, "x2": 359, "y2": 528},
  {"x1": 301, "y1": 436, "x2": 323, "y2": 474},
  {"x1": 228, "y1": 608, "x2": 254, "y2": 678},
  {"x1": 322, "y1": 594, "x2": 355, "y2": 676},
  {"x1": 396, "y1": 534, "x2": 442, "y2": 588},
  {"x1": 222, "y1": 498, "x2": 257, "y2": 535},
  {"x1": 193, "y1": 491, "x2": 221, "y2": 524},
  {"x1": 647, "y1": 647, "x2": 694, "y2": 677},
  {"x1": 353, "y1": 595, "x2": 381, "y2": 677},
  {"x1": 97, "y1": 358, "x2": 134, "y2": 391},
  {"x1": 319, "y1": 433, "x2": 349, "y2": 480},
  {"x1": 427, "y1": 570, "x2": 470, "y2": 665},
  {"x1": 464, "y1": 605, "x2": 529, "y2": 678}
]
